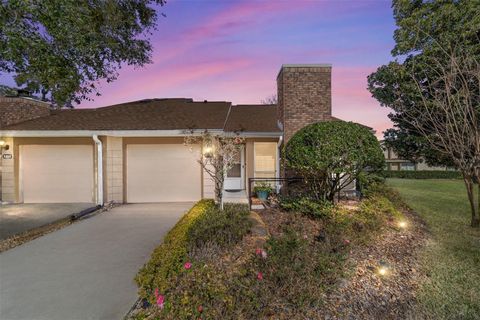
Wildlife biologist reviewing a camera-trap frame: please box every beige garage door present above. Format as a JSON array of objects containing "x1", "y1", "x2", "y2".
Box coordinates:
[
  {"x1": 21, "y1": 145, "x2": 94, "y2": 203},
  {"x1": 127, "y1": 144, "x2": 201, "y2": 202}
]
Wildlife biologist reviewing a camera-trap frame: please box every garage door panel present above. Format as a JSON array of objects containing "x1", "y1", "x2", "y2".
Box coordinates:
[
  {"x1": 21, "y1": 145, "x2": 94, "y2": 203},
  {"x1": 127, "y1": 144, "x2": 201, "y2": 202}
]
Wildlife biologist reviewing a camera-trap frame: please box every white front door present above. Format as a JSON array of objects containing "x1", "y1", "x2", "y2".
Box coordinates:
[{"x1": 224, "y1": 146, "x2": 244, "y2": 190}]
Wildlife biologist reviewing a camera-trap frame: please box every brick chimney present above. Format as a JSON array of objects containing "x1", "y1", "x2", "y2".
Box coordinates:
[
  {"x1": 0, "y1": 96, "x2": 51, "y2": 129},
  {"x1": 277, "y1": 64, "x2": 332, "y2": 143}
]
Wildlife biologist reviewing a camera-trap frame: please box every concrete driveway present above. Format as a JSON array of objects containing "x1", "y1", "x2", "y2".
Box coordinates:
[
  {"x1": 0, "y1": 203, "x2": 95, "y2": 240},
  {"x1": 0, "y1": 202, "x2": 192, "y2": 320}
]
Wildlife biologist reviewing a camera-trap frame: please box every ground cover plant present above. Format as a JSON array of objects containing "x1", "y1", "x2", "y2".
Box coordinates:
[
  {"x1": 131, "y1": 184, "x2": 406, "y2": 319},
  {"x1": 387, "y1": 179, "x2": 480, "y2": 319}
]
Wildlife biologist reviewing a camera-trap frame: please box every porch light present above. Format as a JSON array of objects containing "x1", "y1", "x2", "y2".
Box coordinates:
[
  {"x1": 0, "y1": 139, "x2": 9, "y2": 151},
  {"x1": 203, "y1": 145, "x2": 213, "y2": 157}
]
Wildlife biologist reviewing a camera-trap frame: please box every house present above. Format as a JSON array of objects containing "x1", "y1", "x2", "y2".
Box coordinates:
[
  {"x1": 0, "y1": 64, "x2": 358, "y2": 205},
  {"x1": 381, "y1": 143, "x2": 453, "y2": 171}
]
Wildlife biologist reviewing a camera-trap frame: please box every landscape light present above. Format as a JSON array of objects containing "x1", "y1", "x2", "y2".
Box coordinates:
[
  {"x1": 398, "y1": 221, "x2": 407, "y2": 229},
  {"x1": 377, "y1": 261, "x2": 390, "y2": 277},
  {"x1": 378, "y1": 266, "x2": 388, "y2": 276}
]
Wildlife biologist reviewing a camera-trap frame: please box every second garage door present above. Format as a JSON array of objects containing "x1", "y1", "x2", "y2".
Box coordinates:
[{"x1": 126, "y1": 144, "x2": 201, "y2": 202}]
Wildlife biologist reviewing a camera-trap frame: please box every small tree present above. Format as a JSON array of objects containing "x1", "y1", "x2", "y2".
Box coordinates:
[
  {"x1": 261, "y1": 94, "x2": 277, "y2": 105},
  {"x1": 285, "y1": 121, "x2": 385, "y2": 201},
  {"x1": 184, "y1": 131, "x2": 244, "y2": 209}
]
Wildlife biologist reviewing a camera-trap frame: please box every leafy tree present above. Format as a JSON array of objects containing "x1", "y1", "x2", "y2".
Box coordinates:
[
  {"x1": 383, "y1": 128, "x2": 454, "y2": 167},
  {"x1": 368, "y1": 0, "x2": 480, "y2": 227},
  {"x1": 285, "y1": 121, "x2": 385, "y2": 201},
  {"x1": 0, "y1": 0, "x2": 166, "y2": 107},
  {"x1": 0, "y1": 84, "x2": 17, "y2": 96},
  {"x1": 184, "y1": 131, "x2": 244, "y2": 210}
]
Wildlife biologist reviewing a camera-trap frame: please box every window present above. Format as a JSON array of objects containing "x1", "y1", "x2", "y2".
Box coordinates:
[
  {"x1": 400, "y1": 162, "x2": 415, "y2": 171},
  {"x1": 254, "y1": 142, "x2": 277, "y2": 178}
]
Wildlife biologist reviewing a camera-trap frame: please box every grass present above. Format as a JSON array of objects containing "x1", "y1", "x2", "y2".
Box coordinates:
[{"x1": 387, "y1": 178, "x2": 480, "y2": 319}]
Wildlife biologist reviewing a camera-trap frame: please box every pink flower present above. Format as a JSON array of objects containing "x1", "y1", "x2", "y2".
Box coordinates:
[
  {"x1": 257, "y1": 272, "x2": 263, "y2": 280},
  {"x1": 303, "y1": 234, "x2": 308, "y2": 239},
  {"x1": 255, "y1": 248, "x2": 267, "y2": 259},
  {"x1": 156, "y1": 295, "x2": 165, "y2": 309},
  {"x1": 198, "y1": 305, "x2": 203, "y2": 313},
  {"x1": 154, "y1": 288, "x2": 164, "y2": 309},
  {"x1": 343, "y1": 239, "x2": 351, "y2": 245},
  {"x1": 184, "y1": 262, "x2": 192, "y2": 270}
]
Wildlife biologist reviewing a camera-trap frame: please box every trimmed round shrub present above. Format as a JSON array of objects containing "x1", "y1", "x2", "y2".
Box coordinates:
[{"x1": 285, "y1": 121, "x2": 385, "y2": 200}]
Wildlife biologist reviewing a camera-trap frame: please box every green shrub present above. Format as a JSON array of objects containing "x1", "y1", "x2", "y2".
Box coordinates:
[
  {"x1": 328, "y1": 193, "x2": 403, "y2": 243},
  {"x1": 285, "y1": 121, "x2": 385, "y2": 200},
  {"x1": 357, "y1": 172, "x2": 386, "y2": 196},
  {"x1": 279, "y1": 196, "x2": 334, "y2": 219},
  {"x1": 135, "y1": 199, "x2": 215, "y2": 297},
  {"x1": 382, "y1": 170, "x2": 461, "y2": 179},
  {"x1": 187, "y1": 203, "x2": 251, "y2": 252},
  {"x1": 231, "y1": 220, "x2": 347, "y2": 318}
]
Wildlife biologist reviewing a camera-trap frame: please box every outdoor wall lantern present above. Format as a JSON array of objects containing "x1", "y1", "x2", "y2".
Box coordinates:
[
  {"x1": 203, "y1": 145, "x2": 214, "y2": 158},
  {"x1": 0, "y1": 139, "x2": 9, "y2": 151}
]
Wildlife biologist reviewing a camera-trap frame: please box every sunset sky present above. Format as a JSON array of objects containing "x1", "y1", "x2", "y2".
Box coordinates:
[{"x1": 3, "y1": 0, "x2": 397, "y2": 137}]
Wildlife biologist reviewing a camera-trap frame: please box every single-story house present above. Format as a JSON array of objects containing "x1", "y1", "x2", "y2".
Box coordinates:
[
  {"x1": 0, "y1": 64, "x2": 360, "y2": 205},
  {"x1": 381, "y1": 143, "x2": 455, "y2": 171}
]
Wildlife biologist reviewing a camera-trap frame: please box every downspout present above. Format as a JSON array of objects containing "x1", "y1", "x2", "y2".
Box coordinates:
[
  {"x1": 93, "y1": 135, "x2": 104, "y2": 206},
  {"x1": 276, "y1": 135, "x2": 283, "y2": 193}
]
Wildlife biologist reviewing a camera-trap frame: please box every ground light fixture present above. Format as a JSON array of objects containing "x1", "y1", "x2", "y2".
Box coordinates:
[
  {"x1": 377, "y1": 261, "x2": 390, "y2": 277},
  {"x1": 398, "y1": 220, "x2": 407, "y2": 229}
]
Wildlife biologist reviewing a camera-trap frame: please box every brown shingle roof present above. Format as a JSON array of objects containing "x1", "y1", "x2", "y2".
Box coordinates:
[
  {"x1": 1, "y1": 98, "x2": 368, "y2": 133},
  {"x1": 223, "y1": 104, "x2": 280, "y2": 132},
  {"x1": 3, "y1": 99, "x2": 231, "y2": 130}
]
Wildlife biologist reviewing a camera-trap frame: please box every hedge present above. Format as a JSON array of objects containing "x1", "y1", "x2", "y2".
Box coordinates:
[
  {"x1": 135, "y1": 199, "x2": 215, "y2": 299},
  {"x1": 382, "y1": 170, "x2": 462, "y2": 179}
]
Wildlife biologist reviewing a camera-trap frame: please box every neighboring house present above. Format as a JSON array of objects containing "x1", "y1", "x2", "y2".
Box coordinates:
[
  {"x1": 0, "y1": 64, "x2": 364, "y2": 205},
  {"x1": 381, "y1": 143, "x2": 452, "y2": 171}
]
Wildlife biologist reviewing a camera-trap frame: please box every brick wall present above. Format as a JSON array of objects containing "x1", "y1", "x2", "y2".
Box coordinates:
[
  {"x1": 277, "y1": 64, "x2": 332, "y2": 143},
  {"x1": 0, "y1": 97, "x2": 50, "y2": 129}
]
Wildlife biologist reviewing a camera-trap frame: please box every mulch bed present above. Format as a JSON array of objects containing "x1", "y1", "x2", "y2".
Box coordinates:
[{"x1": 322, "y1": 207, "x2": 429, "y2": 319}]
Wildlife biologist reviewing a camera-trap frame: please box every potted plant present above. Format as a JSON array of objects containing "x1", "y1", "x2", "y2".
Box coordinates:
[{"x1": 254, "y1": 182, "x2": 273, "y2": 201}]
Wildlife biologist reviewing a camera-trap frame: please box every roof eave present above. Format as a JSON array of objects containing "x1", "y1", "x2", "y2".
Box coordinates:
[{"x1": 0, "y1": 129, "x2": 282, "y2": 138}]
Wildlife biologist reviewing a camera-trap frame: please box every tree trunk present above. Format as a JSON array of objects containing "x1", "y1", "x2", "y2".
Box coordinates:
[{"x1": 463, "y1": 176, "x2": 480, "y2": 228}]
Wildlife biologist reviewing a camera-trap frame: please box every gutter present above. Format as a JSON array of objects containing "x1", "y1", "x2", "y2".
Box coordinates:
[
  {"x1": 0, "y1": 129, "x2": 282, "y2": 138},
  {"x1": 92, "y1": 135, "x2": 104, "y2": 206}
]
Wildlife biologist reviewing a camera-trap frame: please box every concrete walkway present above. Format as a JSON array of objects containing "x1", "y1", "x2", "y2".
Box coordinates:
[
  {"x1": 0, "y1": 203, "x2": 95, "y2": 240},
  {"x1": 0, "y1": 202, "x2": 192, "y2": 320}
]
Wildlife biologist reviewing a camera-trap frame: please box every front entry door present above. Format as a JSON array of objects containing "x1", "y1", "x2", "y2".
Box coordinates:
[{"x1": 224, "y1": 146, "x2": 244, "y2": 190}]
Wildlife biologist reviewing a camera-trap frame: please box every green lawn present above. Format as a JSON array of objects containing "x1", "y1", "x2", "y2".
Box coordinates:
[{"x1": 387, "y1": 179, "x2": 480, "y2": 319}]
